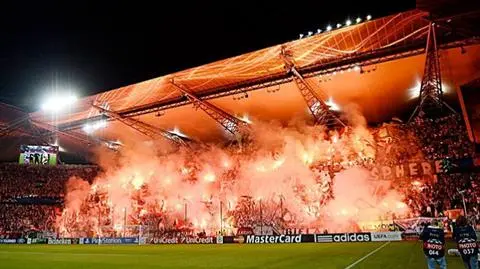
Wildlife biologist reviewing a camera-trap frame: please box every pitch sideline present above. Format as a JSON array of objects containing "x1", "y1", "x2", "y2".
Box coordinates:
[{"x1": 344, "y1": 242, "x2": 391, "y2": 269}]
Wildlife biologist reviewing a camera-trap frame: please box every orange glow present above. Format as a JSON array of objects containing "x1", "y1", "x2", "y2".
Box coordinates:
[
  {"x1": 222, "y1": 160, "x2": 230, "y2": 168},
  {"x1": 131, "y1": 175, "x2": 144, "y2": 190},
  {"x1": 302, "y1": 152, "x2": 314, "y2": 165},
  {"x1": 204, "y1": 173, "x2": 216, "y2": 182}
]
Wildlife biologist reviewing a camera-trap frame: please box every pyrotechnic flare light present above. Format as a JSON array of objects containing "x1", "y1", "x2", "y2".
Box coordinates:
[
  {"x1": 356, "y1": 17, "x2": 362, "y2": 23},
  {"x1": 204, "y1": 173, "x2": 216, "y2": 182},
  {"x1": 326, "y1": 25, "x2": 332, "y2": 31},
  {"x1": 132, "y1": 176, "x2": 144, "y2": 190},
  {"x1": 41, "y1": 95, "x2": 77, "y2": 112},
  {"x1": 223, "y1": 160, "x2": 230, "y2": 168},
  {"x1": 396, "y1": 202, "x2": 406, "y2": 209},
  {"x1": 299, "y1": 33, "x2": 304, "y2": 39},
  {"x1": 272, "y1": 157, "x2": 285, "y2": 169},
  {"x1": 366, "y1": 15, "x2": 372, "y2": 20},
  {"x1": 412, "y1": 180, "x2": 422, "y2": 186},
  {"x1": 317, "y1": 29, "x2": 322, "y2": 34},
  {"x1": 307, "y1": 31, "x2": 313, "y2": 36},
  {"x1": 353, "y1": 65, "x2": 361, "y2": 72},
  {"x1": 336, "y1": 23, "x2": 342, "y2": 28},
  {"x1": 345, "y1": 19, "x2": 352, "y2": 26}
]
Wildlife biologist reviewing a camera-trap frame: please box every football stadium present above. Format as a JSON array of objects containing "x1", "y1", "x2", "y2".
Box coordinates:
[{"x1": 1, "y1": 1, "x2": 480, "y2": 268}]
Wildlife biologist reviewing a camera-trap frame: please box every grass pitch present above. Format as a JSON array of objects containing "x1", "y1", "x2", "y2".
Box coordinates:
[{"x1": 0, "y1": 242, "x2": 468, "y2": 269}]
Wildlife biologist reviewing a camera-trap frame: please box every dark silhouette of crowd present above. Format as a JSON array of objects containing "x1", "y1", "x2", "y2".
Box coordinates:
[
  {"x1": 404, "y1": 114, "x2": 479, "y2": 221},
  {"x1": 0, "y1": 164, "x2": 99, "y2": 237}
]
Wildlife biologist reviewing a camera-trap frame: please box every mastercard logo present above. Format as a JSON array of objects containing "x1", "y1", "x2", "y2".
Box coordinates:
[{"x1": 234, "y1": 236, "x2": 245, "y2": 244}]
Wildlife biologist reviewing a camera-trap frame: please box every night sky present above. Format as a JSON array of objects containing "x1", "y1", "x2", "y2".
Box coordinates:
[{"x1": 0, "y1": 1, "x2": 414, "y2": 112}]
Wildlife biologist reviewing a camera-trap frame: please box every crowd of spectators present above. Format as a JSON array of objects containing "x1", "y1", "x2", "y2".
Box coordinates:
[
  {"x1": 0, "y1": 112, "x2": 479, "y2": 236},
  {"x1": 0, "y1": 164, "x2": 99, "y2": 236},
  {"x1": 0, "y1": 164, "x2": 99, "y2": 199},
  {"x1": 0, "y1": 204, "x2": 58, "y2": 237},
  {"x1": 398, "y1": 114, "x2": 479, "y2": 222}
]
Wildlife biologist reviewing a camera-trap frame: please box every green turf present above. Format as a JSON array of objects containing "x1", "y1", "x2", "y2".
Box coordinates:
[{"x1": 0, "y1": 242, "x2": 468, "y2": 269}]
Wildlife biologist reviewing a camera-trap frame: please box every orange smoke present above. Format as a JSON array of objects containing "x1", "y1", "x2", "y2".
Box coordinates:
[{"x1": 56, "y1": 112, "x2": 411, "y2": 236}]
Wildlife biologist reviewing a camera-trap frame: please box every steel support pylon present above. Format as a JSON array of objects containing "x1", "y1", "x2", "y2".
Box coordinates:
[
  {"x1": 280, "y1": 46, "x2": 345, "y2": 128},
  {"x1": 31, "y1": 119, "x2": 106, "y2": 147},
  {"x1": 408, "y1": 22, "x2": 456, "y2": 122},
  {"x1": 92, "y1": 104, "x2": 187, "y2": 146},
  {"x1": 170, "y1": 79, "x2": 248, "y2": 138}
]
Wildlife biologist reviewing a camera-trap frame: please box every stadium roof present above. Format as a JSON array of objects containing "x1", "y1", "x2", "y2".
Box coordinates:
[{"x1": 1, "y1": 8, "x2": 479, "y2": 160}]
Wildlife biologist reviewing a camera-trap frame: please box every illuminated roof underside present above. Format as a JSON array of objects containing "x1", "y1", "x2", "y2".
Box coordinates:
[{"x1": 27, "y1": 9, "x2": 480, "y2": 148}]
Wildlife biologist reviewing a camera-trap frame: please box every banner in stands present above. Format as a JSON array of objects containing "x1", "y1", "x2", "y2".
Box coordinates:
[
  {"x1": 149, "y1": 237, "x2": 216, "y2": 244},
  {"x1": 80, "y1": 237, "x2": 139, "y2": 245},
  {"x1": 371, "y1": 232, "x2": 402, "y2": 242},
  {"x1": 19, "y1": 145, "x2": 58, "y2": 165},
  {"x1": 357, "y1": 221, "x2": 395, "y2": 232},
  {"x1": 236, "y1": 227, "x2": 254, "y2": 236},
  {"x1": 370, "y1": 161, "x2": 443, "y2": 180},
  {"x1": 283, "y1": 228, "x2": 325, "y2": 235}
]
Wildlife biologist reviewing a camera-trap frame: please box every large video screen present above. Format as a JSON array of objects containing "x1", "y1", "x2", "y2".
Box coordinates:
[{"x1": 19, "y1": 145, "x2": 58, "y2": 165}]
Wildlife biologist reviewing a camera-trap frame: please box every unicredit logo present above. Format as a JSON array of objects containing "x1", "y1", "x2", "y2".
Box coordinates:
[
  {"x1": 245, "y1": 235, "x2": 302, "y2": 244},
  {"x1": 181, "y1": 237, "x2": 214, "y2": 244},
  {"x1": 332, "y1": 233, "x2": 371, "y2": 243},
  {"x1": 153, "y1": 237, "x2": 179, "y2": 244}
]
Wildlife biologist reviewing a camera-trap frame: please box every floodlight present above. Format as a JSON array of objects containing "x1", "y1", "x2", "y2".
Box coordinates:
[
  {"x1": 41, "y1": 95, "x2": 77, "y2": 112},
  {"x1": 82, "y1": 119, "x2": 107, "y2": 134}
]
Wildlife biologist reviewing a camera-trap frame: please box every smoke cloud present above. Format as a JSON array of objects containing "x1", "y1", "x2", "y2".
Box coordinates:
[{"x1": 56, "y1": 111, "x2": 410, "y2": 236}]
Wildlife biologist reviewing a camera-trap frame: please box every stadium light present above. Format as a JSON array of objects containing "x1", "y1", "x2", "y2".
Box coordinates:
[
  {"x1": 326, "y1": 97, "x2": 340, "y2": 111},
  {"x1": 41, "y1": 95, "x2": 77, "y2": 112},
  {"x1": 356, "y1": 17, "x2": 362, "y2": 23},
  {"x1": 408, "y1": 80, "x2": 422, "y2": 100},
  {"x1": 240, "y1": 114, "x2": 252, "y2": 124},
  {"x1": 345, "y1": 19, "x2": 352, "y2": 26},
  {"x1": 326, "y1": 25, "x2": 332, "y2": 31},
  {"x1": 171, "y1": 127, "x2": 188, "y2": 138},
  {"x1": 366, "y1": 15, "x2": 372, "y2": 20},
  {"x1": 82, "y1": 119, "x2": 107, "y2": 134}
]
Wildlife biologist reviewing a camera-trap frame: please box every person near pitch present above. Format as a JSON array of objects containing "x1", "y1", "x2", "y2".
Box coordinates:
[
  {"x1": 453, "y1": 216, "x2": 478, "y2": 269},
  {"x1": 421, "y1": 221, "x2": 447, "y2": 269}
]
